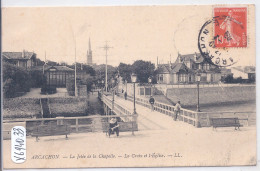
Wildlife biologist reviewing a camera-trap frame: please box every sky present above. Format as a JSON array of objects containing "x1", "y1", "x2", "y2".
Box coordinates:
[{"x1": 2, "y1": 5, "x2": 255, "y2": 67}]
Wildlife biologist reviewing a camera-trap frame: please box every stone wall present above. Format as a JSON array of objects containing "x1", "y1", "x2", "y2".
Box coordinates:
[{"x1": 167, "y1": 85, "x2": 256, "y2": 107}]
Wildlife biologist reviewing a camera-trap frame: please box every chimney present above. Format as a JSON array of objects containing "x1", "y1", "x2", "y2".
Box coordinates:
[
  {"x1": 22, "y1": 50, "x2": 25, "y2": 58},
  {"x1": 156, "y1": 56, "x2": 158, "y2": 68},
  {"x1": 177, "y1": 52, "x2": 182, "y2": 63},
  {"x1": 194, "y1": 52, "x2": 197, "y2": 61}
]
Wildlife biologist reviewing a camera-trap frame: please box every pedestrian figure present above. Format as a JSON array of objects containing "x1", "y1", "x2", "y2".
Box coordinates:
[
  {"x1": 124, "y1": 92, "x2": 127, "y2": 100},
  {"x1": 149, "y1": 95, "x2": 155, "y2": 112},
  {"x1": 174, "y1": 101, "x2": 181, "y2": 121},
  {"x1": 108, "y1": 117, "x2": 119, "y2": 137}
]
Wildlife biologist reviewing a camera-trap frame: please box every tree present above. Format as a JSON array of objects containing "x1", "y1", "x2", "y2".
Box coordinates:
[
  {"x1": 222, "y1": 74, "x2": 234, "y2": 83},
  {"x1": 131, "y1": 60, "x2": 155, "y2": 83},
  {"x1": 248, "y1": 74, "x2": 255, "y2": 83},
  {"x1": 30, "y1": 70, "x2": 46, "y2": 88},
  {"x1": 93, "y1": 64, "x2": 117, "y2": 82},
  {"x1": 234, "y1": 76, "x2": 243, "y2": 83},
  {"x1": 81, "y1": 64, "x2": 96, "y2": 76},
  {"x1": 60, "y1": 61, "x2": 68, "y2": 66},
  {"x1": 66, "y1": 77, "x2": 81, "y2": 96},
  {"x1": 118, "y1": 63, "x2": 132, "y2": 82},
  {"x1": 47, "y1": 60, "x2": 59, "y2": 66},
  {"x1": 36, "y1": 58, "x2": 45, "y2": 66},
  {"x1": 3, "y1": 79, "x2": 15, "y2": 98},
  {"x1": 81, "y1": 77, "x2": 95, "y2": 92},
  {"x1": 3, "y1": 62, "x2": 32, "y2": 97},
  {"x1": 68, "y1": 63, "x2": 96, "y2": 76}
]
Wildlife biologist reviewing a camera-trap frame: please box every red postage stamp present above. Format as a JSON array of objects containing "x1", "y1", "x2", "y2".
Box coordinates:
[{"x1": 214, "y1": 7, "x2": 247, "y2": 48}]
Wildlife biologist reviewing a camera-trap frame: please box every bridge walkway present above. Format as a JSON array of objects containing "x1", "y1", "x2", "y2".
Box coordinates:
[{"x1": 105, "y1": 95, "x2": 186, "y2": 131}]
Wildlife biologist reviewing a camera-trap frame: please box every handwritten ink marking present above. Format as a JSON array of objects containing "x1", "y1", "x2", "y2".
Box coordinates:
[{"x1": 11, "y1": 126, "x2": 26, "y2": 163}]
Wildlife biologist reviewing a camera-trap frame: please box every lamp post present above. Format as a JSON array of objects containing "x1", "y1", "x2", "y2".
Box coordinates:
[
  {"x1": 101, "y1": 80, "x2": 104, "y2": 91},
  {"x1": 111, "y1": 78, "x2": 115, "y2": 115},
  {"x1": 196, "y1": 73, "x2": 201, "y2": 112},
  {"x1": 148, "y1": 76, "x2": 152, "y2": 96},
  {"x1": 125, "y1": 80, "x2": 127, "y2": 94},
  {"x1": 131, "y1": 73, "x2": 137, "y2": 114}
]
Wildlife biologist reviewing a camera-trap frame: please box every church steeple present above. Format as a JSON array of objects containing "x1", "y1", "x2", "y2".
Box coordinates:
[
  {"x1": 87, "y1": 37, "x2": 93, "y2": 65},
  {"x1": 89, "y1": 38, "x2": 91, "y2": 52}
]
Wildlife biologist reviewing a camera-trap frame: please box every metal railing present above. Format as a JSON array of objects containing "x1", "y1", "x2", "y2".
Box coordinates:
[
  {"x1": 126, "y1": 94, "x2": 198, "y2": 126},
  {"x1": 102, "y1": 94, "x2": 137, "y2": 122},
  {"x1": 3, "y1": 114, "x2": 137, "y2": 135},
  {"x1": 117, "y1": 93, "x2": 255, "y2": 127},
  {"x1": 40, "y1": 98, "x2": 44, "y2": 118},
  {"x1": 155, "y1": 83, "x2": 256, "y2": 89}
]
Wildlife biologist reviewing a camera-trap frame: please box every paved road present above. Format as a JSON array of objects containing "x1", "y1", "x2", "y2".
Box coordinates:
[{"x1": 106, "y1": 95, "x2": 186, "y2": 131}]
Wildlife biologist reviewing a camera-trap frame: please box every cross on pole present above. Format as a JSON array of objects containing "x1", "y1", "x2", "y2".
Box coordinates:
[{"x1": 100, "y1": 41, "x2": 113, "y2": 92}]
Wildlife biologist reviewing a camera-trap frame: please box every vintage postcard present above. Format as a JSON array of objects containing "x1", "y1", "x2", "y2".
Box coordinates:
[{"x1": 1, "y1": 4, "x2": 256, "y2": 169}]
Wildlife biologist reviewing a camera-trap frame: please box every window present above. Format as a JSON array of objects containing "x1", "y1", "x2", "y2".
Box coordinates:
[
  {"x1": 179, "y1": 74, "x2": 187, "y2": 82},
  {"x1": 159, "y1": 74, "x2": 163, "y2": 81},
  {"x1": 204, "y1": 63, "x2": 210, "y2": 70},
  {"x1": 140, "y1": 88, "x2": 144, "y2": 95}
]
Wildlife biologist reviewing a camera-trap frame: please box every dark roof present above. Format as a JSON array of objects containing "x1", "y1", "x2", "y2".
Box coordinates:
[
  {"x1": 31, "y1": 65, "x2": 74, "y2": 72},
  {"x1": 49, "y1": 66, "x2": 74, "y2": 71},
  {"x1": 232, "y1": 66, "x2": 255, "y2": 74},
  {"x1": 157, "y1": 64, "x2": 171, "y2": 73},
  {"x1": 31, "y1": 65, "x2": 50, "y2": 71},
  {"x1": 220, "y1": 68, "x2": 232, "y2": 74},
  {"x1": 244, "y1": 66, "x2": 255, "y2": 73},
  {"x1": 175, "y1": 53, "x2": 204, "y2": 64},
  {"x1": 2, "y1": 51, "x2": 35, "y2": 60},
  {"x1": 170, "y1": 63, "x2": 190, "y2": 73},
  {"x1": 157, "y1": 53, "x2": 220, "y2": 75}
]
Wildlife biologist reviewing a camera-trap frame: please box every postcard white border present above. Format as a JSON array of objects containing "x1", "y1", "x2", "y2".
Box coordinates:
[{"x1": 1, "y1": 0, "x2": 259, "y2": 171}]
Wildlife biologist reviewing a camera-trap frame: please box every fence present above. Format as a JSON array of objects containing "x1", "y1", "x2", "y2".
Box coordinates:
[
  {"x1": 155, "y1": 83, "x2": 255, "y2": 89},
  {"x1": 102, "y1": 94, "x2": 137, "y2": 122},
  {"x1": 3, "y1": 114, "x2": 137, "y2": 137},
  {"x1": 118, "y1": 93, "x2": 255, "y2": 127}
]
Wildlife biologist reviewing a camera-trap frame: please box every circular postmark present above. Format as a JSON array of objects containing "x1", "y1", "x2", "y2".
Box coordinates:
[{"x1": 198, "y1": 15, "x2": 245, "y2": 67}]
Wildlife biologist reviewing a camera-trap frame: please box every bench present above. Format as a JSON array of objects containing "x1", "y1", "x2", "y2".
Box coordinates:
[
  {"x1": 210, "y1": 117, "x2": 243, "y2": 130},
  {"x1": 102, "y1": 121, "x2": 138, "y2": 136},
  {"x1": 31, "y1": 123, "x2": 71, "y2": 141}
]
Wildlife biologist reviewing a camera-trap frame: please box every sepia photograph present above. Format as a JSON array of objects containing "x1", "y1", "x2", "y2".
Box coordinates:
[{"x1": 1, "y1": 2, "x2": 257, "y2": 169}]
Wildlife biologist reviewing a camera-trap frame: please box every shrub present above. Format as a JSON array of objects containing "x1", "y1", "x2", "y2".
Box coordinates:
[
  {"x1": 3, "y1": 79, "x2": 16, "y2": 98},
  {"x1": 49, "y1": 97, "x2": 87, "y2": 116},
  {"x1": 222, "y1": 74, "x2": 234, "y2": 83},
  {"x1": 3, "y1": 98, "x2": 41, "y2": 119},
  {"x1": 41, "y1": 85, "x2": 57, "y2": 94},
  {"x1": 66, "y1": 77, "x2": 81, "y2": 96},
  {"x1": 3, "y1": 62, "x2": 32, "y2": 97},
  {"x1": 66, "y1": 77, "x2": 75, "y2": 96},
  {"x1": 30, "y1": 71, "x2": 47, "y2": 88}
]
